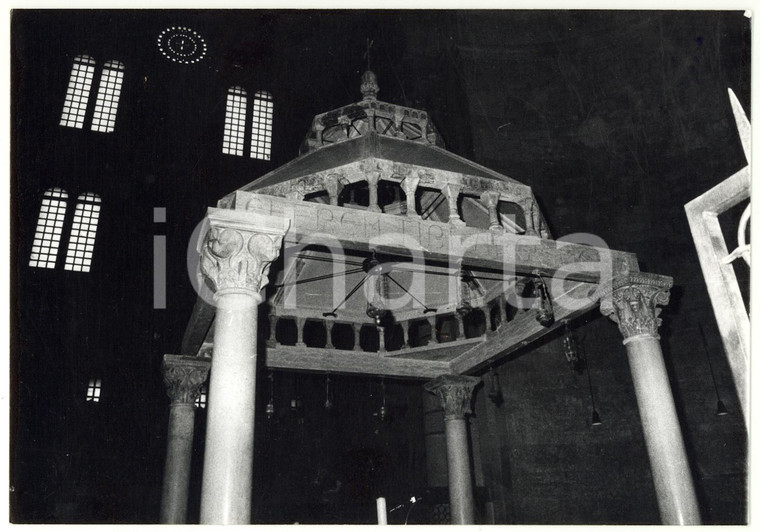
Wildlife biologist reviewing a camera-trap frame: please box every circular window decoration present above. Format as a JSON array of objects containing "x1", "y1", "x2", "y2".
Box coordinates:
[{"x1": 157, "y1": 26, "x2": 207, "y2": 64}]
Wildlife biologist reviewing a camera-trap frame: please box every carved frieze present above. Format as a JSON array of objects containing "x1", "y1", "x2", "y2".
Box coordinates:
[
  {"x1": 162, "y1": 355, "x2": 210, "y2": 405},
  {"x1": 424, "y1": 375, "x2": 481, "y2": 420}
]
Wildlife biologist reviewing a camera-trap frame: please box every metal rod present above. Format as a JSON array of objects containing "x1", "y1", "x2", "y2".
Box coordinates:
[
  {"x1": 271, "y1": 267, "x2": 364, "y2": 288},
  {"x1": 386, "y1": 274, "x2": 437, "y2": 313},
  {"x1": 322, "y1": 275, "x2": 368, "y2": 316}
]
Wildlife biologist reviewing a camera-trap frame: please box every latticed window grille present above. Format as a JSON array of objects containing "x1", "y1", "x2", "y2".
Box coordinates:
[
  {"x1": 91, "y1": 60, "x2": 125, "y2": 133},
  {"x1": 29, "y1": 188, "x2": 69, "y2": 269},
  {"x1": 250, "y1": 91, "x2": 273, "y2": 160},
  {"x1": 223, "y1": 86, "x2": 247, "y2": 156},
  {"x1": 64, "y1": 193, "x2": 101, "y2": 272},
  {"x1": 195, "y1": 386, "x2": 208, "y2": 409},
  {"x1": 86, "y1": 378, "x2": 102, "y2": 402},
  {"x1": 222, "y1": 87, "x2": 273, "y2": 159},
  {"x1": 60, "y1": 55, "x2": 96, "y2": 129}
]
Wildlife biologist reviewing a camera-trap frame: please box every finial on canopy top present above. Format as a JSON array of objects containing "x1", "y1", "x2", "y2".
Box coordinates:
[{"x1": 361, "y1": 70, "x2": 379, "y2": 101}]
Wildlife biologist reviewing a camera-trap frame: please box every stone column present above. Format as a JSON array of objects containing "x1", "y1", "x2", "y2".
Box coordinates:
[
  {"x1": 197, "y1": 208, "x2": 288, "y2": 524},
  {"x1": 377, "y1": 326, "x2": 386, "y2": 352},
  {"x1": 325, "y1": 321, "x2": 334, "y2": 349},
  {"x1": 424, "y1": 375, "x2": 481, "y2": 525},
  {"x1": 401, "y1": 174, "x2": 421, "y2": 217},
  {"x1": 399, "y1": 321, "x2": 409, "y2": 349},
  {"x1": 160, "y1": 355, "x2": 210, "y2": 524},
  {"x1": 295, "y1": 317, "x2": 306, "y2": 347},
  {"x1": 267, "y1": 314, "x2": 279, "y2": 348},
  {"x1": 480, "y1": 191, "x2": 502, "y2": 232},
  {"x1": 518, "y1": 199, "x2": 538, "y2": 236},
  {"x1": 454, "y1": 313, "x2": 465, "y2": 340},
  {"x1": 325, "y1": 174, "x2": 344, "y2": 206},
  {"x1": 443, "y1": 183, "x2": 465, "y2": 226},
  {"x1": 353, "y1": 322, "x2": 363, "y2": 351},
  {"x1": 427, "y1": 316, "x2": 439, "y2": 344},
  {"x1": 600, "y1": 274, "x2": 701, "y2": 525},
  {"x1": 367, "y1": 171, "x2": 382, "y2": 213}
]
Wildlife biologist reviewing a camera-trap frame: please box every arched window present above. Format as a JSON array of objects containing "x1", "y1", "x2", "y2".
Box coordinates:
[
  {"x1": 60, "y1": 55, "x2": 96, "y2": 129},
  {"x1": 29, "y1": 188, "x2": 68, "y2": 269},
  {"x1": 222, "y1": 87, "x2": 273, "y2": 160},
  {"x1": 91, "y1": 60, "x2": 125, "y2": 133},
  {"x1": 63, "y1": 192, "x2": 101, "y2": 272},
  {"x1": 223, "y1": 86, "x2": 247, "y2": 156},
  {"x1": 60, "y1": 56, "x2": 124, "y2": 133},
  {"x1": 250, "y1": 91, "x2": 273, "y2": 160}
]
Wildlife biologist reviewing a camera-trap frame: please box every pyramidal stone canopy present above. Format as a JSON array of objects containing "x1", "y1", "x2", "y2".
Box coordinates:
[{"x1": 234, "y1": 71, "x2": 549, "y2": 237}]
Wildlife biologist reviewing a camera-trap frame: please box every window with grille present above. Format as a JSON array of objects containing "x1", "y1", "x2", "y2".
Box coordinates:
[
  {"x1": 195, "y1": 386, "x2": 207, "y2": 409},
  {"x1": 64, "y1": 193, "x2": 101, "y2": 272},
  {"x1": 223, "y1": 86, "x2": 248, "y2": 156},
  {"x1": 29, "y1": 188, "x2": 69, "y2": 269},
  {"x1": 60, "y1": 56, "x2": 124, "y2": 133},
  {"x1": 86, "y1": 378, "x2": 102, "y2": 402},
  {"x1": 250, "y1": 91, "x2": 273, "y2": 160},
  {"x1": 91, "y1": 60, "x2": 125, "y2": 133},
  {"x1": 222, "y1": 87, "x2": 273, "y2": 160},
  {"x1": 60, "y1": 55, "x2": 96, "y2": 129}
]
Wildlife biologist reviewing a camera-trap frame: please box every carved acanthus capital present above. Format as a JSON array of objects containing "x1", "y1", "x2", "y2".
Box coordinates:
[
  {"x1": 425, "y1": 375, "x2": 481, "y2": 420},
  {"x1": 162, "y1": 354, "x2": 211, "y2": 406},
  {"x1": 198, "y1": 208, "x2": 289, "y2": 298},
  {"x1": 599, "y1": 273, "x2": 673, "y2": 343}
]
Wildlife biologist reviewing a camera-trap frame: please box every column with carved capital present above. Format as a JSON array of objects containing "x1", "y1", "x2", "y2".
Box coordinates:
[
  {"x1": 367, "y1": 171, "x2": 382, "y2": 213},
  {"x1": 443, "y1": 183, "x2": 466, "y2": 226},
  {"x1": 401, "y1": 174, "x2": 421, "y2": 217},
  {"x1": 197, "y1": 208, "x2": 289, "y2": 524},
  {"x1": 324, "y1": 173, "x2": 344, "y2": 206},
  {"x1": 424, "y1": 375, "x2": 481, "y2": 524},
  {"x1": 160, "y1": 355, "x2": 210, "y2": 524},
  {"x1": 600, "y1": 274, "x2": 701, "y2": 525},
  {"x1": 480, "y1": 191, "x2": 502, "y2": 232}
]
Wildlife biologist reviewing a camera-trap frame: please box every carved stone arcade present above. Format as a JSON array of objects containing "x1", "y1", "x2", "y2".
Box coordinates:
[{"x1": 161, "y1": 72, "x2": 699, "y2": 525}]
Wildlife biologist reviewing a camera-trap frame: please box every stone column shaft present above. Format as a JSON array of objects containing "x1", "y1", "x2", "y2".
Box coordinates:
[
  {"x1": 367, "y1": 171, "x2": 381, "y2": 213},
  {"x1": 325, "y1": 174, "x2": 344, "y2": 206},
  {"x1": 401, "y1": 175, "x2": 421, "y2": 217},
  {"x1": 160, "y1": 355, "x2": 210, "y2": 524},
  {"x1": 267, "y1": 315, "x2": 279, "y2": 348},
  {"x1": 296, "y1": 317, "x2": 306, "y2": 347},
  {"x1": 498, "y1": 295, "x2": 507, "y2": 326},
  {"x1": 353, "y1": 323, "x2": 363, "y2": 351},
  {"x1": 480, "y1": 191, "x2": 502, "y2": 232},
  {"x1": 444, "y1": 183, "x2": 465, "y2": 226},
  {"x1": 400, "y1": 321, "x2": 409, "y2": 349},
  {"x1": 197, "y1": 208, "x2": 288, "y2": 525},
  {"x1": 378, "y1": 326, "x2": 386, "y2": 352},
  {"x1": 325, "y1": 321, "x2": 334, "y2": 349},
  {"x1": 454, "y1": 313, "x2": 464, "y2": 340},
  {"x1": 425, "y1": 375, "x2": 481, "y2": 525},
  {"x1": 427, "y1": 317, "x2": 439, "y2": 344},
  {"x1": 601, "y1": 275, "x2": 701, "y2": 525}
]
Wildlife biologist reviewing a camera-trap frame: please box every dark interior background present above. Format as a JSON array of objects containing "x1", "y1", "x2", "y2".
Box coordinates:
[{"x1": 10, "y1": 10, "x2": 749, "y2": 524}]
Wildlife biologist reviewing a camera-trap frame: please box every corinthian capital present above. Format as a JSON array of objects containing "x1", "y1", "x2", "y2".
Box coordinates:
[
  {"x1": 425, "y1": 375, "x2": 481, "y2": 420},
  {"x1": 162, "y1": 354, "x2": 211, "y2": 405},
  {"x1": 198, "y1": 208, "x2": 289, "y2": 297},
  {"x1": 599, "y1": 273, "x2": 673, "y2": 343}
]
